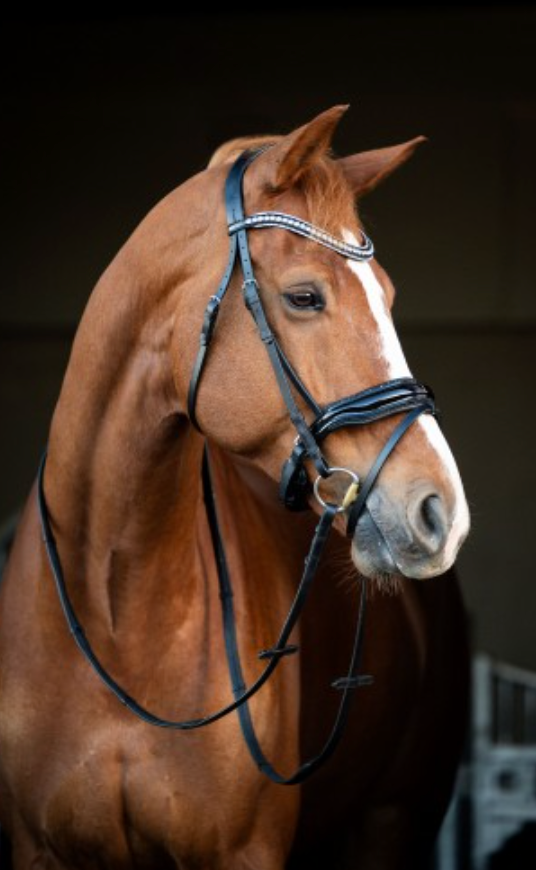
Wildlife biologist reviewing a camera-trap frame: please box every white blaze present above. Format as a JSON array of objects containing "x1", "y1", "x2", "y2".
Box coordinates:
[
  {"x1": 342, "y1": 231, "x2": 410, "y2": 379},
  {"x1": 343, "y1": 228, "x2": 470, "y2": 556},
  {"x1": 348, "y1": 262, "x2": 411, "y2": 378}
]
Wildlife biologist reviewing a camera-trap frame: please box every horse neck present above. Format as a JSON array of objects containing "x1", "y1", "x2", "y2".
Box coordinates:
[
  {"x1": 44, "y1": 206, "x2": 208, "y2": 632},
  {"x1": 42, "y1": 178, "x2": 310, "y2": 640}
]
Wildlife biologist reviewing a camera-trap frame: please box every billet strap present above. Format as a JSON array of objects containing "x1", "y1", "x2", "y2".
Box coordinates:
[
  {"x1": 229, "y1": 211, "x2": 374, "y2": 262},
  {"x1": 274, "y1": 342, "x2": 322, "y2": 416},
  {"x1": 187, "y1": 151, "x2": 260, "y2": 431},
  {"x1": 187, "y1": 237, "x2": 238, "y2": 430}
]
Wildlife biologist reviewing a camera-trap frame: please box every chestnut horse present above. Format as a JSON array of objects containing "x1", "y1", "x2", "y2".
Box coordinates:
[{"x1": 0, "y1": 106, "x2": 470, "y2": 869}]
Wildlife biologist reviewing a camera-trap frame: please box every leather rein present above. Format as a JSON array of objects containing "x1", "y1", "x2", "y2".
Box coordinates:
[{"x1": 37, "y1": 149, "x2": 436, "y2": 785}]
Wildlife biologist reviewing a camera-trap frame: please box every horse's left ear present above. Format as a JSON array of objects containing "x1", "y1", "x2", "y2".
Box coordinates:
[
  {"x1": 338, "y1": 136, "x2": 427, "y2": 198},
  {"x1": 255, "y1": 105, "x2": 349, "y2": 191}
]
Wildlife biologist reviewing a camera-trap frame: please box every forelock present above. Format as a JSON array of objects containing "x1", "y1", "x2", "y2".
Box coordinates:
[{"x1": 208, "y1": 137, "x2": 359, "y2": 235}]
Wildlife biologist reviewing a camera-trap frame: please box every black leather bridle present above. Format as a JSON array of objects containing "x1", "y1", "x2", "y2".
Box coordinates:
[
  {"x1": 37, "y1": 149, "x2": 436, "y2": 785},
  {"x1": 188, "y1": 151, "x2": 435, "y2": 537}
]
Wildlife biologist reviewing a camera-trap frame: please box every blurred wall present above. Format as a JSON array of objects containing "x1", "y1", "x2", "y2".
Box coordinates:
[{"x1": 1, "y1": 8, "x2": 535, "y2": 668}]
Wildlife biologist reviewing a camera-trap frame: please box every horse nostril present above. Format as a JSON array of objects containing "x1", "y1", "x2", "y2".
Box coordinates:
[{"x1": 409, "y1": 493, "x2": 448, "y2": 556}]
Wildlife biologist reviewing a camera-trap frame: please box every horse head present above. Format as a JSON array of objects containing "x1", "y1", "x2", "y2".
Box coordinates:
[{"x1": 174, "y1": 105, "x2": 470, "y2": 583}]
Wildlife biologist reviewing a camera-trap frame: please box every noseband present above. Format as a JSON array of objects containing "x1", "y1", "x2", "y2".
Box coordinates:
[{"x1": 37, "y1": 149, "x2": 436, "y2": 786}]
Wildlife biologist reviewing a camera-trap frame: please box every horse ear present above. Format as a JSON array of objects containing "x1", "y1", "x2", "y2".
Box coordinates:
[
  {"x1": 338, "y1": 136, "x2": 427, "y2": 198},
  {"x1": 257, "y1": 105, "x2": 349, "y2": 191}
]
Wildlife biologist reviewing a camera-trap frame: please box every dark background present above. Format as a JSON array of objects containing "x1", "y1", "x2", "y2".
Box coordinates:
[{"x1": 1, "y1": 6, "x2": 535, "y2": 669}]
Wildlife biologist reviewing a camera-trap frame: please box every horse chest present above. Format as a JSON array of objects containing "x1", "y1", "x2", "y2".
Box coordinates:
[{"x1": 27, "y1": 692, "x2": 298, "y2": 868}]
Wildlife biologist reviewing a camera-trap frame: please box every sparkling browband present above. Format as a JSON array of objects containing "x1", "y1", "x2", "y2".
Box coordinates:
[{"x1": 228, "y1": 211, "x2": 374, "y2": 262}]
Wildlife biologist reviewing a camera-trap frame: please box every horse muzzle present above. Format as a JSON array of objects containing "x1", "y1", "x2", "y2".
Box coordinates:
[{"x1": 349, "y1": 484, "x2": 470, "y2": 581}]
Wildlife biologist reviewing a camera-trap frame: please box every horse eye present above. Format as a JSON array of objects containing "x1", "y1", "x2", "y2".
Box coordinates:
[{"x1": 284, "y1": 290, "x2": 325, "y2": 311}]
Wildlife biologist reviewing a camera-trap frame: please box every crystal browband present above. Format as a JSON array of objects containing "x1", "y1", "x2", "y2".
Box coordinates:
[{"x1": 228, "y1": 211, "x2": 374, "y2": 262}]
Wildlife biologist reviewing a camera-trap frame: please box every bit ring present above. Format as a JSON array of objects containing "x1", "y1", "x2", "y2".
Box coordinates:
[{"x1": 313, "y1": 467, "x2": 360, "y2": 514}]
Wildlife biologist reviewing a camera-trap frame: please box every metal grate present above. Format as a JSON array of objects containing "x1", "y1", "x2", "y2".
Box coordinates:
[{"x1": 436, "y1": 654, "x2": 536, "y2": 870}]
